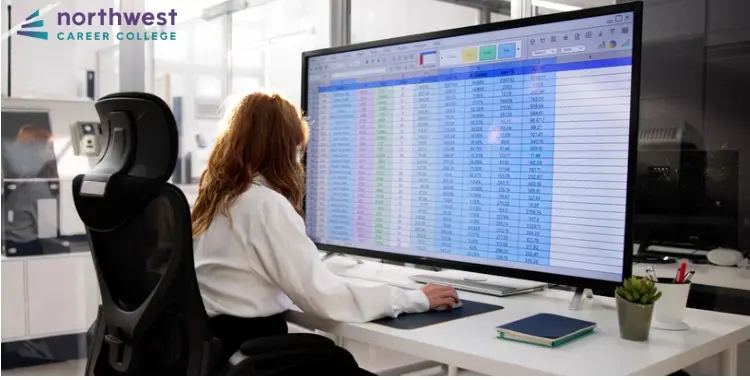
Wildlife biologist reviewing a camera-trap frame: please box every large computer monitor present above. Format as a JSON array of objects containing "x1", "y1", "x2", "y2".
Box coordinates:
[{"x1": 302, "y1": 3, "x2": 642, "y2": 289}]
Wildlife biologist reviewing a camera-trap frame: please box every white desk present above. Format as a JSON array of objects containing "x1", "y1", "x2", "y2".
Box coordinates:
[{"x1": 286, "y1": 257, "x2": 750, "y2": 376}]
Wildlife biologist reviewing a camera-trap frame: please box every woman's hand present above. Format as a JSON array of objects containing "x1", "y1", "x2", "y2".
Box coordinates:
[{"x1": 420, "y1": 283, "x2": 459, "y2": 310}]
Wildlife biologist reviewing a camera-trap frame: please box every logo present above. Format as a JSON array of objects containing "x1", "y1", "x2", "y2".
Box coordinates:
[
  {"x1": 18, "y1": 9, "x2": 48, "y2": 40},
  {"x1": 8, "y1": 5, "x2": 178, "y2": 42},
  {"x1": 56, "y1": 8, "x2": 179, "y2": 41}
]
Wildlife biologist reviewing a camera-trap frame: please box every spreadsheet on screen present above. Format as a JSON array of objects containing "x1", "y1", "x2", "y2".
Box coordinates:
[{"x1": 305, "y1": 12, "x2": 636, "y2": 282}]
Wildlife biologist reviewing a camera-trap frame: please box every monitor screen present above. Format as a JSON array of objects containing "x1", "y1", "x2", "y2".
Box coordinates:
[{"x1": 303, "y1": 6, "x2": 639, "y2": 285}]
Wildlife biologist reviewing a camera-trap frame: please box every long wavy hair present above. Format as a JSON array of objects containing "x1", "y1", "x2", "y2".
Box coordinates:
[
  {"x1": 16, "y1": 124, "x2": 52, "y2": 142},
  {"x1": 191, "y1": 91, "x2": 309, "y2": 236}
]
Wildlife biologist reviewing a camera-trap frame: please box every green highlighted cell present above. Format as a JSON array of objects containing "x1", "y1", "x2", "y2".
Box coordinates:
[{"x1": 479, "y1": 45, "x2": 497, "y2": 61}]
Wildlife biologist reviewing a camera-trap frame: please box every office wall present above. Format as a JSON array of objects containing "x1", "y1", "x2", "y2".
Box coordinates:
[
  {"x1": 619, "y1": 0, "x2": 750, "y2": 251},
  {"x1": 612, "y1": 4, "x2": 750, "y2": 371},
  {"x1": 637, "y1": 0, "x2": 705, "y2": 135},
  {"x1": 702, "y1": 0, "x2": 750, "y2": 250},
  {"x1": 6, "y1": 0, "x2": 115, "y2": 98},
  {"x1": 157, "y1": 0, "x2": 330, "y2": 182},
  {"x1": 260, "y1": 0, "x2": 331, "y2": 105}
]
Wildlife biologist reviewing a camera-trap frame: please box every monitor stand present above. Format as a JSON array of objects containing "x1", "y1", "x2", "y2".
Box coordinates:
[
  {"x1": 568, "y1": 287, "x2": 594, "y2": 310},
  {"x1": 321, "y1": 251, "x2": 364, "y2": 265}
]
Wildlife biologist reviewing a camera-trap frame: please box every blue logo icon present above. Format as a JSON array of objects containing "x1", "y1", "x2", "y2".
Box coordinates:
[{"x1": 17, "y1": 9, "x2": 48, "y2": 40}]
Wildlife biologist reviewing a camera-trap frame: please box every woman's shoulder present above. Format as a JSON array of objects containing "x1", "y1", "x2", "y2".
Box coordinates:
[{"x1": 234, "y1": 184, "x2": 296, "y2": 216}]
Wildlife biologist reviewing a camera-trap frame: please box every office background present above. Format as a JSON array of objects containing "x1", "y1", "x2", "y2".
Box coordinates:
[{"x1": 1, "y1": 0, "x2": 748, "y2": 375}]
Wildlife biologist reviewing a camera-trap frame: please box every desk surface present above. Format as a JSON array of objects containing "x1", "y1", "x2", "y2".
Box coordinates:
[{"x1": 286, "y1": 257, "x2": 750, "y2": 376}]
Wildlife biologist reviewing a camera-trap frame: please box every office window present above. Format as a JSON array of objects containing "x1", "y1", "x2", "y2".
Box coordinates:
[
  {"x1": 229, "y1": 0, "x2": 330, "y2": 104},
  {"x1": 231, "y1": 76, "x2": 263, "y2": 94},
  {"x1": 195, "y1": 75, "x2": 223, "y2": 98},
  {"x1": 9, "y1": 0, "x2": 115, "y2": 98},
  {"x1": 144, "y1": 0, "x2": 231, "y2": 184},
  {"x1": 351, "y1": 0, "x2": 478, "y2": 43},
  {"x1": 492, "y1": 12, "x2": 511, "y2": 22},
  {"x1": 96, "y1": 46, "x2": 120, "y2": 97},
  {"x1": 146, "y1": 0, "x2": 222, "y2": 20},
  {"x1": 153, "y1": 26, "x2": 190, "y2": 63},
  {"x1": 229, "y1": 13, "x2": 265, "y2": 83},
  {"x1": 152, "y1": 72, "x2": 186, "y2": 105},
  {"x1": 193, "y1": 19, "x2": 226, "y2": 67},
  {"x1": 532, "y1": 0, "x2": 616, "y2": 15}
]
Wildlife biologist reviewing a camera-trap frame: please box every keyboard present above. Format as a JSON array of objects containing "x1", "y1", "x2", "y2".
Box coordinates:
[{"x1": 410, "y1": 274, "x2": 547, "y2": 297}]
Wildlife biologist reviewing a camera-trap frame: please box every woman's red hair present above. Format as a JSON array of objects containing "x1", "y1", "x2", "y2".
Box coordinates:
[
  {"x1": 16, "y1": 124, "x2": 52, "y2": 142},
  {"x1": 191, "y1": 91, "x2": 309, "y2": 236}
]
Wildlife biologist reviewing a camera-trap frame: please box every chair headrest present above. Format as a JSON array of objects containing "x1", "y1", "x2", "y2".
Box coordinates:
[{"x1": 80, "y1": 92, "x2": 178, "y2": 198}]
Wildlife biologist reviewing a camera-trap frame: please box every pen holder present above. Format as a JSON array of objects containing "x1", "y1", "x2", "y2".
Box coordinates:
[{"x1": 652, "y1": 279, "x2": 691, "y2": 331}]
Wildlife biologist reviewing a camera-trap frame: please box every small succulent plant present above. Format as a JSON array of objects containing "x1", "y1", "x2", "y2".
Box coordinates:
[{"x1": 616, "y1": 276, "x2": 662, "y2": 305}]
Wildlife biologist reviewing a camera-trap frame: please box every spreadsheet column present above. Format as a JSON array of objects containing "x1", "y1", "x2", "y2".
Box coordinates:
[
  {"x1": 489, "y1": 66, "x2": 525, "y2": 262},
  {"x1": 372, "y1": 86, "x2": 395, "y2": 246},
  {"x1": 431, "y1": 79, "x2": 463, "y2": 255},
  {"x1": 462, "y1": 70, "x2": 494, "y2": 258},
  {"x1": 549, "y1": 64, "x2": 631, "y2": 274},
  {"x1": 305, "y1": 87, "x2": 318, "y2": 237},
  {"x1": 327, "y1": 90, "x2": 356, "y2": 241},
  {"x1": 520, "y1": 66, "x2": 557, "y2": 266},
  {"x1": 354, "y1": 86, "x2": 375, "y2": 245},
  {"x1": 391, "y1": 83, "x2": 415, "y2": 249},
  {"x1": 411, "y1": 81, "x2": 440, "y2": 253},
  {"x1": 312, "y1": 90, "x2": 331, "y2": 241}
]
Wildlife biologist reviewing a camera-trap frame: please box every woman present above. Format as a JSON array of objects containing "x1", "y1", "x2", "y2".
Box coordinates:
[
  {"x1": 3, "y1": 124, "x2": 58, "y2": 255},
  {"x1": 191, "y1": 91, "x2": 458, "y2": 355}
]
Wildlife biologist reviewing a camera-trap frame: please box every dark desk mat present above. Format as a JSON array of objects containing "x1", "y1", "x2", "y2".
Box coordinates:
[{"x1": 372, "y1": 300, "x2": 504, "y2": 329}]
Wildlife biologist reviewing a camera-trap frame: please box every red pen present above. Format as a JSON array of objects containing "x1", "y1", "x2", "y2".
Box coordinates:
[{"x1": 677, "y1": 262, "x2": 687, "y2": 283}]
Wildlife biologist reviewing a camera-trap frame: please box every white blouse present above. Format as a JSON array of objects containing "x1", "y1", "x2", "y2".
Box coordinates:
[{"x1": 193, "y1": 177, "x2": 429, "y2": 322}]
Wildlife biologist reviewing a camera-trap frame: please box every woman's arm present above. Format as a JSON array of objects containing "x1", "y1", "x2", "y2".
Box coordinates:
[{"x1": 249, "y1": 197, "x2": 451, "y2": 322}]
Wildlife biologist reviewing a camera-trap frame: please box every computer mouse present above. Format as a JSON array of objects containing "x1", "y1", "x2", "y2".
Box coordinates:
[
  {"x1": 707, "y1": 248, "x2": 744, "y2": 267},
  {"x1": 434, "y1": 301, "x2": 463, "y2": 311}
]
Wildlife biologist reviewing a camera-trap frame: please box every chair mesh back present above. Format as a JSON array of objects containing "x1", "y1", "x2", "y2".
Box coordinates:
[
  {"x1": 75, "y1": 93, "x2": 219, "y2": 375},
  {"x1": 89, "y1": 195, "x2": 174, "y2": 311}
]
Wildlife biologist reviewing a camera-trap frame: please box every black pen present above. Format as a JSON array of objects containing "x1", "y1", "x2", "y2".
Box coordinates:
[{"x1": 683, "y1": 270, "x2": 696, "y2": 283}]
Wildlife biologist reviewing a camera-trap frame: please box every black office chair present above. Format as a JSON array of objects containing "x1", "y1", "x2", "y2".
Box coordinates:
[{"x1": 75, "y1": 92, "x2": 368, "y2": 375}]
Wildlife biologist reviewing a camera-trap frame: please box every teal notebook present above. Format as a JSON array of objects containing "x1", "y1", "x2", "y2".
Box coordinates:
[{"x1": 496, "y1": 313, "x2": 596, "y2": 348}]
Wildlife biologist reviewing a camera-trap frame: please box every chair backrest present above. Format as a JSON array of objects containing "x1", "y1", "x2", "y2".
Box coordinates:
[{"x1": 74, "y1": 92, "x2": 218, "y2": 375}]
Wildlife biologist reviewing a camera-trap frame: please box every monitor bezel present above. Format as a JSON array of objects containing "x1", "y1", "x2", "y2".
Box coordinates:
[{"x1": 301, "y1": 2, "x2": 642, "y2": 290}]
